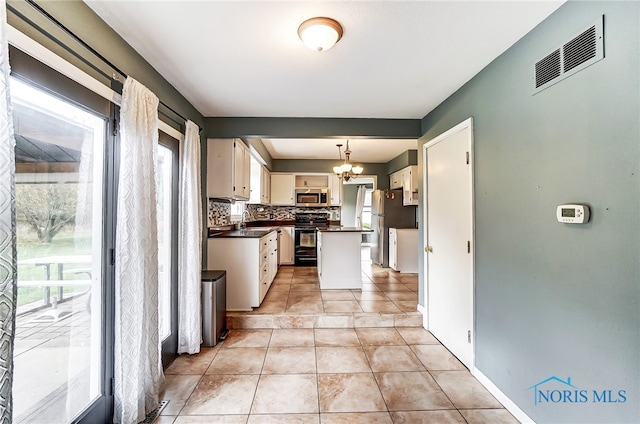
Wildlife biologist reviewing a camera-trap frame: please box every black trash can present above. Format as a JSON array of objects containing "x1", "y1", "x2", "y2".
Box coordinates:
[{"x1": 201, "y1": 270, "x2": 228, "y2": 346}]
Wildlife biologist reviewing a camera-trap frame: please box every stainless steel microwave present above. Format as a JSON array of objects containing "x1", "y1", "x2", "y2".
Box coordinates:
[{"x1": 295, "y1": 189, "x2": 328, "y2": 207}]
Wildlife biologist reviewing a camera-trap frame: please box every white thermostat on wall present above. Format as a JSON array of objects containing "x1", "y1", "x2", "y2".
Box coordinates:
[{"x1": 556, "y1": 204, "x2": 590, "y2": 224}]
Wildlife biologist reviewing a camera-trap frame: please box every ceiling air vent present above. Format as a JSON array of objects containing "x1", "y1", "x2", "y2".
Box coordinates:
[{"x1": 533, "y1": 15, "x2": 604, "y2": 94}]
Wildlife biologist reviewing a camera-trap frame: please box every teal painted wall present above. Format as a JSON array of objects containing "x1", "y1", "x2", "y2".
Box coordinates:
[
  {"x1": 419, "y1": 2, "x2": 639, "y2": 422},
  {"x1": 246, "y1": 138, "x2": 274, "y2": 170},
  {"x1": 386, "y1": 149, "x2": 418, "y2": 174},
  {"x1": 205, "y1": 117, "x2": 420, "y2": 139}
]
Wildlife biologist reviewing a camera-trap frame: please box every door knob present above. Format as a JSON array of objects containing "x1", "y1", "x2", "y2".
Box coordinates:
[{"x1": 425, "y1": 246, "x2": 433, "y2": 253}]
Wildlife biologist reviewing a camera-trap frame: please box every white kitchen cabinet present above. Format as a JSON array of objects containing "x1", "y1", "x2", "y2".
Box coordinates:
[
  {"x1": 207, "y1": 230, "x2": 278, "y2": 311},
  {"x1": 317, "y1": 230, "x2": 362, "y2": 289},
  {"x1": 390, "y1": 170, "x2": 403, "y2": 189},
  {"x1": 261, "y1": 166, "x2": 271, "y2": 204},
  {"x1": 260, "y1": 233, "x2": 278, "y2": 302},
  {"x1": 402, "y1": 165, "x2": 419, "y2": 206},
  {"x1": 249, "y1": 160, "x2": 271, "y2": 204},
  {"x1": 388, "y1": 166, "x2": 418, "y2": 206},
  {"x1": 329, "y1": 174, "x2": 342, "y2": 206},
  {"x1": 270, "y1": 173, "x2": 295, "y2": 205},
  {"x1": 389, "y1": 229, "x2": 398, "y2": 271},
  {"x1": 278, "y1": 226, "x2": 294, "y2": 265},
  {"x1": 207, "y1": 138, "x2": 250, "y2": 200},
  {"x1": 295, "y1": 174, "x2": 328, "y2": 188},
  {"x1": 389, "y1": 228, "x2": 418, "y2": 273}
]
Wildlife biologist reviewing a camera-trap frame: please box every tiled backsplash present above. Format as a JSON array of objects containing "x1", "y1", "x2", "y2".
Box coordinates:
[
  {"x1": 207, "y1": 200, "x2": 340, "y2": 227},
  {"x1": 246, "y1": 204, "x2": 340, "y2": 221},
  {"x1": 208, "y1": 201, "x2": 231, "y2": 226}
]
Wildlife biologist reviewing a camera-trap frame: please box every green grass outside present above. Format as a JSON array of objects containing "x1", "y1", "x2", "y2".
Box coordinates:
[{"x1": 17, "y1": 225, "x2": 93, "y2": 307}]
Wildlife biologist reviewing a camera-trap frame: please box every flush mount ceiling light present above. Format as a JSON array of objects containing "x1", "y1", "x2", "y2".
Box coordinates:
[
  {"x1": 333, "y1": 140, "x2": 363, "y2": 182},
  {"x1": 298, "y1": 17, "x2": 343, "y2": 52}
]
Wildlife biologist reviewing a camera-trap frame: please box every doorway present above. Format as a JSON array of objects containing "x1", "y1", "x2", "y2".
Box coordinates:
[{"x1": 422, "y1": 118, "x2": 474, "y2": 370}]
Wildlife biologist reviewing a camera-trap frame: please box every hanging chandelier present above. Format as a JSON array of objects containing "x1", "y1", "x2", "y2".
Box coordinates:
[{"x1": 333, "y1": 140, "x2": 363, "y2": 182}]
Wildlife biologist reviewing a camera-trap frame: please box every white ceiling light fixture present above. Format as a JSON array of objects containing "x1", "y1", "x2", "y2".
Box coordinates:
[
  {"x1": 333, "y1": 140, "x2": 363, "y2": 182},
  {"x1": 298, "y1": 17, "x2": 343, "y2": 52}
]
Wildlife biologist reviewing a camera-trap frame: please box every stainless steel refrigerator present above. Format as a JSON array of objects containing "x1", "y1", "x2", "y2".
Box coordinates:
[{"x1": 370, "y1": 189, "x2": 417, "y2": 267}]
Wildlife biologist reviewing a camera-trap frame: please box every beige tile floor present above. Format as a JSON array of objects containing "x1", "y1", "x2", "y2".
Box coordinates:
[
  {"x1": 224, "y1": 250, "x2": 424, "y2": 330},
  {"x1": 252, "y1": 263, "x2": 419, "y2": 315},
  {"x1": 156, "y1": 259, "x2": 520, "y2": 423},
  {"x1": 158, "y1": 326, "x2": 519, "y2": 423}
]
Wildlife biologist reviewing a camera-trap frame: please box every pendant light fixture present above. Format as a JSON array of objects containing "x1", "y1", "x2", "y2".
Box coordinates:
[
  {"x1": 333, "y1": 140, "x2": 363, "y2": 182},
  {"x1": 298, "y1": 17, "x2": 343, "y2": 52}
]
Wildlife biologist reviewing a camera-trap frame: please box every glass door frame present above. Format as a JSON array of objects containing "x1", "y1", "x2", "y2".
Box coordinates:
[
  {"x1": 8, "y1": 46, "x2": 117, "y2": 424},
  {"x1": 158, "y1": 132, "x2": 180, "y2": 368}
]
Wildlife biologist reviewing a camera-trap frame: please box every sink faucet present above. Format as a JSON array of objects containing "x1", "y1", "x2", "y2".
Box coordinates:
[{"x1": 241, "y1": 210, "x2": 251, "y2": 228}]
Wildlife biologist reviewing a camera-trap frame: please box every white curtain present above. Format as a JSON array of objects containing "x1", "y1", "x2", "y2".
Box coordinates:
[
  {"x1": 0, "y1": 1, "x2": 17, "y2": 420},
  {"x1": 177, "y1": 120, "x2": 202, "y2": 354},
  {"x1": 355, "y1": 185, "x2": 366, "y2": 228},
  {"x1": 114, "y1": 77, "x2": 164, "y2": 424}
]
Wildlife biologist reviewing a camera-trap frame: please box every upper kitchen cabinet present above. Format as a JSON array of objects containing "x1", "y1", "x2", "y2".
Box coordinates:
[
  {"x1": 389, "y1": 165, "x2": 418, "y2": 206},
  {"x1": 248, "y1": 157, "x2": 270, "y2": 205},
  {"x1": 402, "y1": 165, "x2": 418, "y2": 206},
  {"x1": 390, "y1": 170, "x2": 403, "y2": 189},
  {"x1": 295, "y1": 174, "x2": 329, "y2": 188},
  {"x1": 328, "y1": 174, "x2": 342, "y2": 206},
  {"x1": 207, "y1": 138, "x2": 251, "y2": 200},
  {"x1": 270, "y1": 173, "x2": 295, "y2": 205}
]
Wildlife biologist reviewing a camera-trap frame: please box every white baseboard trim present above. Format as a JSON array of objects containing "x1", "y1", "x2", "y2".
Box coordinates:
[
  {"x1": 473, "y1": 368, "x2": 536, "y2": 424},
  {"x1": 417, "y1": 304, "x2": 425, "y2": 315}
]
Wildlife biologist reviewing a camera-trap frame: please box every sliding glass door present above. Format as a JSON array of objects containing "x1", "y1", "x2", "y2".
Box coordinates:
[{"x1": 11, "y1": 76, "x2": 109, "y2": 423}]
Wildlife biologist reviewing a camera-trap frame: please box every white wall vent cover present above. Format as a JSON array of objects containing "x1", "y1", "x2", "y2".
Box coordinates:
[{"x1": 533, "y1": 15, "x2": 604, "y2": 94}]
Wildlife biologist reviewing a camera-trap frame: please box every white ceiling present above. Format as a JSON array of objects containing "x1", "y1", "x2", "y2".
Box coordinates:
[{"x1": 85, "y1": 0, "x2": 564, "y2": 161}]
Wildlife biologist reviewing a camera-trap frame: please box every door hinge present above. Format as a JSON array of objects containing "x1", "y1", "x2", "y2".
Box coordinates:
[
  {"x1": 466, "y1": 151, "x2": 470, "y2": 165},
  {"x1": 109, "y1": 378, "x2": 114, "y2": 395},
  {"x1": 112, "y1": 118, "x2": 118, "y2": 136},
  {"x1": 468, "y1": 330, "x2": 471, "y2": 343},
  {"x1": 109, "y1": 248, "x2": 115, "y2": 265},
  {"x1": 467, "y1": 240, "x2": 471, "y2": 254}
]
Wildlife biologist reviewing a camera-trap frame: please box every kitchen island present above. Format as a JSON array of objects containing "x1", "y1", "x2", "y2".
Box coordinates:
[{"x1": 317, "y1": 227, "x2": 372, "y2": 290}]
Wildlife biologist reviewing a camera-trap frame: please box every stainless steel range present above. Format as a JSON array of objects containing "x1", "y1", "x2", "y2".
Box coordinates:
[{"x1": 294, "y1": 213, "x2": 329, "y2": 266}]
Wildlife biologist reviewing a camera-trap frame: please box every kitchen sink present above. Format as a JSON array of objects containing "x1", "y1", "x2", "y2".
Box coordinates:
[{"x1": 233, "y1": 229, "x2": 273, "y2": 237}]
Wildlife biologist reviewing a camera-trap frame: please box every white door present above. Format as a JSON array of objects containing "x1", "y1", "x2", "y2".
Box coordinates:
[{"x1": 424, "y1": 118, "x2": 474, "y2": 370}]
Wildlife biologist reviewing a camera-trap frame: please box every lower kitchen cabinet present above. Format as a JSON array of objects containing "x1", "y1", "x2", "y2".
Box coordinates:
[
  {"x1": 278, "y1": 226, "x2": 294, "y2": 265},
  {"x1": 207, "y1": 230, "x2": 278, "y2": 311},
  {"x1": 389, "y1": 228, "x2": 418, "y2": 273}
]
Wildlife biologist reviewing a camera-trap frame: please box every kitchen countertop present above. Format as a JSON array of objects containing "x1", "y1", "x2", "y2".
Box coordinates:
[
  {"x1": 209, "y1": 228, "x2": 276, "y2": 238},
  {"x1": 208, "y1": 219, "x2": 345, "y2": 237},
  {"x1": 318, "y1": 227, "x2": 373, "y2": 232}
]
